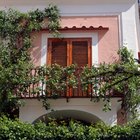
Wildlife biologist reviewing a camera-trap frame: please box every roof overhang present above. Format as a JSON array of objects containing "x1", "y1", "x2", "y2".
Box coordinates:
[
  {"x1": 59, "y1": 26, "x2": 109, "y2": 31},
  {"x1": 0, "y1": 0, "x2": 135, "y2": 6},
  {"x1": 42, "y1": 26, "x2": 109, "y2": 31},
  {"x1": 41, "y1": 16, "x2": 109, "y2": 31}
]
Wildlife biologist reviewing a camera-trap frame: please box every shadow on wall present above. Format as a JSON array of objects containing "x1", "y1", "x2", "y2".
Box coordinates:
[
  {"x1": 30, "y1": 32, "x2": 42, "y2": 66},
  {"x1": 33, "y1": 110, "x2": 102, "y2": 125}
]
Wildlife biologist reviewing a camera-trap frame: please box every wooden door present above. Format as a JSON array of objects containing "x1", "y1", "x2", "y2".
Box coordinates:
[{"x1": 47, "y1": 38, "x2": 92, "y2": 97}]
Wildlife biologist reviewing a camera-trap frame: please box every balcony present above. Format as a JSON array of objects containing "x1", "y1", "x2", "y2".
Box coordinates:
[{"x1": 15, "y1": 66, "x2": 123, "y2": 100}]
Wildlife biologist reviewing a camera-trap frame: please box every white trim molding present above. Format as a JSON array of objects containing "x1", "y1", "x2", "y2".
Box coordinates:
[
  {"x1": 41, "y1": 32, "x2": 99, "y2": 66},
  {"x1": 41, "y1": 33, "x2": 47, "y2": 66}
]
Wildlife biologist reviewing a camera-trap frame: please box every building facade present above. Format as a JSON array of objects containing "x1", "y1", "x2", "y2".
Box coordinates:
[{"x1": 0, "y1": 0, "x2": 140, "y2": 125}]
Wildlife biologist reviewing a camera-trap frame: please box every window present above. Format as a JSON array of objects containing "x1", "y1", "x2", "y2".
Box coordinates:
[
  {"x1": 47, "y1": 38, "x2": 92, "y2": 97},
  {"x1": 47, "y1": 38, "x2": 92, "y2": 67}
]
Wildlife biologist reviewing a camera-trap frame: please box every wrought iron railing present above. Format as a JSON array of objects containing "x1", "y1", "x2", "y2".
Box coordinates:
[{"x1": 15, "y1": 67, "x2": 123, "y2": 99}]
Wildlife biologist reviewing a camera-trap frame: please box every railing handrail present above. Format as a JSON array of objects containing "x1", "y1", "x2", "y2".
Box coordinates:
[{"x1": 15, "y1": 66, "x2": 123, "y2": 99}]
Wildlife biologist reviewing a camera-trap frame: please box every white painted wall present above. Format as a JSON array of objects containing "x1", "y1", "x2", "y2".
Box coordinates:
[
  {"x1": 0, "y1": 2, "x2": 136, "y2": 16},
  {"x1": 121, "y1": 2, "x2": 140, "y2": 58},
  {"x1": 0, "y1": 0, "x2": 135, "y2": 5},
  {"x1": 19, "y1": 98, "x2": 121, "y2": 125}
]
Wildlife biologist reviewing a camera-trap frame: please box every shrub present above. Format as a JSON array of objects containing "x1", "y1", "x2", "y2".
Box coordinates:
[
  {"x1": 0, "y1": 116, "x2": 36, "y2": 140},
  {"x1": 0, "y1": 116, "x2": 140, "y2": 140}
]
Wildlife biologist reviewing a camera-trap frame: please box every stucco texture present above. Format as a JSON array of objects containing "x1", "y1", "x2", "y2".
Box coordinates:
[{"x1": 30, "y1": 16, "x2": 120, "y2": 66}]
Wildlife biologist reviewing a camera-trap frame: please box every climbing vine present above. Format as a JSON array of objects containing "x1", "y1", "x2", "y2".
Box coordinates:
[
  {"x1": 17, "y1": 47, "x2": 140, "y2": 119},
  {"x1": 0, "y1": 5, "x2": 60, "y2": 118},
  {"x1": 81, "y1": 47, "x2": 140, "y2": 118},
  {"x1": 0, "y1": 5, "x2": 140, "y2": 120}
]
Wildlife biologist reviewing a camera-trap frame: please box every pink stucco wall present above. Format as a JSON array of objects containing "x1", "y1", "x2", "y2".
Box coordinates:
[
  {"x1": 96, "y1": 16, "x2": 120, "y2": 63},
  {"x1": 30, "y1": 16, "x2": 120, "y2": 66},
  {"x1": 30, "y1": 32, "x2": 42, "y2": 66}
]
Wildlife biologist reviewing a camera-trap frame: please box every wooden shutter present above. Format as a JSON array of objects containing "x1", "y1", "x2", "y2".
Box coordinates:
[
  {"x1": 72, "y1": 40, "x2": 88, "y2": 67},
  {"x1": 47, "y1": 38, "x2": 92, "y2": 97},
  {"x1": 48, "y1": 38, "x2": 91, "y2": 67},
  {"x1": 71, "y1": 39, "x2": 91, "y2": 97},
  {"x1": 138, "y1": 52, "x2": 140, "y2": 61},
  {"x1": 49, "y1": 40, "x2": 67, "y2": 66}
]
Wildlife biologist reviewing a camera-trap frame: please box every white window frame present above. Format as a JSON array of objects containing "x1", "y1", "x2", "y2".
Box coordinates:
[{"x1": 41, "y1": 32, "x2": 98, "y2": 66}]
